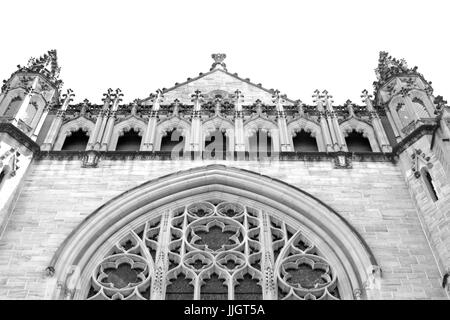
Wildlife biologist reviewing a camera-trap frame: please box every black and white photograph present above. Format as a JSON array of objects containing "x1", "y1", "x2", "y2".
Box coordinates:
[{"x1": 0, "y1": 0, "x2": 449, "y2": 309}]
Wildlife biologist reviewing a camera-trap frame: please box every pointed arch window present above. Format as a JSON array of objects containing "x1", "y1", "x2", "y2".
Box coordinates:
[
  {"x1": 345, "y1": 130, "x2": 372, "y2": 152},
  {"x1": 85, "y1": 200, "x2": 340, "y2": 300},
  {"x1": 396, "y1": 103, "x2": 414, "y2": 128},
  {"x1": 61, "y1": 129, "x2": 89, "y2": 151},
  {"x1": 0, "y1": 169, "x2": 6, "y2": 188},
  {"x1": 24, "y1": 102, "x2": 38, "y2": 126},
  {"x1": 420, "y1": 167, "x2": 439, "y2": 202},
  {"x1": 3, "y1": 95, "x2": 23, "y2": 117},
  {"x1": 160, "y1": 128, "x2": 184, "y2": 154},
  {"x1": 116, "y1": 129, "x2": 142, "y2": 151},
  {"x1": 411, "y1": 97, "x2": 430, "y2": 118},
  {"x1": 205, "y1": 129, "x2": 228, "y2": 159},
  {"x1": 165, "y1": 272, "x2": 194, "y2": 300},
  {"x1": 293, "y1": 130, "x2": 318, "y2": 152}
]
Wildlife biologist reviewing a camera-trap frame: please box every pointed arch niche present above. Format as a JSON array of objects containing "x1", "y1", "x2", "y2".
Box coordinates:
[
  {"x1": 53, "y1": 117, "x2": 95, "y2": 151},
  {"x1": 48, "y1": 165, "x2": 377, "y2": 300},
  {"x1": 109, "y1": 117, "x2": 147, "y2": 151},
  {"x1": 155, "y1": 117, "x2": 191, "y2": 152}
]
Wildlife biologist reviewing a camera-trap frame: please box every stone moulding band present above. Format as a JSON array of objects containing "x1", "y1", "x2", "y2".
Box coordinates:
[
  {"x1": 0, "y1": 122, "x2": 40, "y2": 153},
  {"x1": 34, "y1": 150, "x2": 397, "y2": 162}
]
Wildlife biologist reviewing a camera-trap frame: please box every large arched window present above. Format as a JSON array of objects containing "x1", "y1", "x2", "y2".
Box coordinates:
[
  {"x1": 85, "y1": 200, "x2": 339, "y2": 300},
  {"x1": 48, "y1": 166, "x2": 377, "y2": 301}
]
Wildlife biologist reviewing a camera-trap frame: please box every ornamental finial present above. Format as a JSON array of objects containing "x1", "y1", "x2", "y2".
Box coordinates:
[{"x1": 210, "y1": 53, "x2": 227, "y2": 71}]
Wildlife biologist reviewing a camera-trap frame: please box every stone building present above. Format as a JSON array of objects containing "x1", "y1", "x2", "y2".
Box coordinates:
[{"x1": 0, "y1": 51, "x2": 449, "y2": 300}]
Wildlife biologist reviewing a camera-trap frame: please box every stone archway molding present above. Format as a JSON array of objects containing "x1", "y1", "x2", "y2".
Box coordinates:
[{"x1": 47, "y1": 164, "x2": 378, "y2": 300}]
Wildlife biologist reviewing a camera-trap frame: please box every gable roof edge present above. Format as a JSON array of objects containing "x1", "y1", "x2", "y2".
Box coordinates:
[{"x1": 141, "y1": 69, "x2": 297, "y2": 104}]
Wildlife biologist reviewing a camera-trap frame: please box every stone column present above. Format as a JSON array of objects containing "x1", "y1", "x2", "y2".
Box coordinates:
[
  {"x1": 273, "y1": 90, "x2": 292, "y2": 152},
  {"x1": 324, "y1": 90, "x2": 346, "y2": 151},
  {"x1": 88, "y1": 88, "x2": 113, "y2": 150},
  {"x1": 40, "y1": 89, "x2": 75, "y2": 149},
  {"x1": 190, "y1": 90, "x2": 204, "y2": 152},
  {"x1": 385, "y1": 107, "x2": 402, "y2": 142},
  {"x1": 12, "y1": 76, "x2": 39, "y2": 127},
  {"x1": 313, "y1": 90, "x2": 333, "y2": 152},
  {"x1": 31, "y1": 97, "x2": 54, "y2": 138},
  {"x1": 0, "y1": 84, "x2": 9, "y2": 108},
  {"x1": 260, "y1": 211, "x2": 277, "y2": 299},
  {"x1": 150, "y1": 211, "x2": 171, "y2": 300},
  {"x1": 361, "y1": 90, "x2": 392, "y2": 152},
  {"x1": 31, "y1": 105, "x2": 50, "y2": 141},
  {"x1": 142, "y1": 90, "x2": 164, "y2": 151},
  {"x1": 100, "y1": 89, "x2": 123, "y2": 151},
  {"x1": 233, "y1": 90, "x2": 245, "y2": 152}
]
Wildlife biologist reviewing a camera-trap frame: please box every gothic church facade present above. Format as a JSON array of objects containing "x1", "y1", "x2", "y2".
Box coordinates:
[{"x1": 0, "y1": 51, "x2": 449, "y2": 300}]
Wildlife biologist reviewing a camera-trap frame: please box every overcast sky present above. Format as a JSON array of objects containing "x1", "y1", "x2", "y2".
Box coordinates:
[{"x1": 0, "y1": 0, "x2": 449, "y2": 105}]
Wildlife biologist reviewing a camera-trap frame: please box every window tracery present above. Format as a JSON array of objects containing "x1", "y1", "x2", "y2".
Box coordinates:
[{"x1": 86, "y1": 200, "x2": 340, "y2": 300}]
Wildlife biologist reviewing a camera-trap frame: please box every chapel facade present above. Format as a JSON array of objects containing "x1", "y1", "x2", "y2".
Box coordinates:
[{"x1": 0, "y1": 51, "x2": 449, "y2": 300}]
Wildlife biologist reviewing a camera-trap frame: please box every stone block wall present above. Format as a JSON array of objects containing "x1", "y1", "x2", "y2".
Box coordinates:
[
  {"x1": 0, "y1": 158, "x2": 448, "y2": 299},
  {"x1": 0, "y1": 132, "x2": 34, "y2": 236},
  {"x1": 398, "y1": 135, "x2": 450, "y2": 279}
]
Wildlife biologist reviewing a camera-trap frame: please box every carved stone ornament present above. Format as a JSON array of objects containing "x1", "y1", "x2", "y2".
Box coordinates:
[
  {"x1": 84, "y1": 200, "x2": 340, "y2": 300},
  {"x1": 364, "y1": 265, "x2": 382, "y2": 291},
  {"x1": 12, "y1": 50, "x2": 63, "y2": 88},
  {"x1": 373, "y1": 51, "x2": 424, "y2": 91},
  {"x1": 353, "y1": 288, "x2": 363, "y2": 300},
  {"x1": 0, "y1": 147, "x2": 20, "y2": 177},
  {"x1": 81, "y1": 150, "x2": 100, "y2": 168},
  {"x1": 210, "y1": 53, "x2": 227, "y2": 71},
  {"x1": 410, "y1": 148, "x2": 433, "y2": 178},
  {"x1": 333, "y1": 152, "x2": 352, "y2": 169}
]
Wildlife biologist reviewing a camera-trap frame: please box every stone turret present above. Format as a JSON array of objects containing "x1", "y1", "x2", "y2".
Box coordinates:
[
  {"x1": 0, "y1": 51, "x2": 57, "y2": 233},
  {"x1": 374, "y1": 51, "x2": 436, "y2": 140},
  {"x1": 0, "y1": 50, "x2": 62, "y2": 137},
  {"x1": 375, "y1": 52, "x2": 450, "y2": 282}
]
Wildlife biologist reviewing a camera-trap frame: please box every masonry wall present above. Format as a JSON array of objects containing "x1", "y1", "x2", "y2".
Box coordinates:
[
  {"x1": 398, "y1": 135, "x2": 450, "y2": 276},
  {"x1": 0, "y1": 133, "x2": 34, "y2": 236},
  {"x1": 0, "y1": 158, "x2": 448, "y2": 299}
]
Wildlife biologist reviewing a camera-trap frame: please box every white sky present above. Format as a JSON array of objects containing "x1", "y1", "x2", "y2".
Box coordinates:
[{"x1": 0, "y1": 0, "x2": 449, "y2": 104}]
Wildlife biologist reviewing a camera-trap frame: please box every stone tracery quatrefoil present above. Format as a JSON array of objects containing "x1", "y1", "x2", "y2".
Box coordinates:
[
  {"x1": 187, "y1": 202, "x2": 215, "y2": 217},
  {"x1": 187, "y1": 218, "x2": 244, "y2": 252},
  {"x1": 184, "y1": 251, "x2": 214, "y2": 272},
  {"x1": 90, "y1": 254, "x2": 151, "y2": 299},
  {"x1": 216, "y1": 252, "x2": 246, "y2": 272}
]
